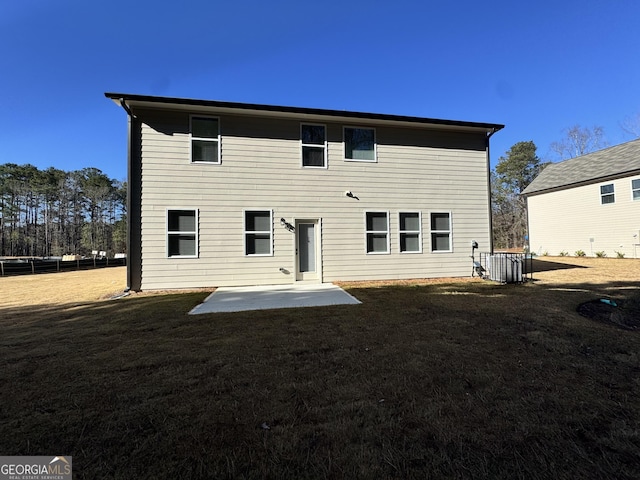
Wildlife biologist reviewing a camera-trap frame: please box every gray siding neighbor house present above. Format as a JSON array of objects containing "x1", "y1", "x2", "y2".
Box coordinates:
[
  {"x1": 522, "y1": 139, "x2": 640, "y2": 258},
  {"x1": 105, "y1": 93, "x2": 503, "y2": 291}
]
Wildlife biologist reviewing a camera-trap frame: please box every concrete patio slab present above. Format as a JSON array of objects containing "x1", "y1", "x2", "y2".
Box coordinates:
[{"x1": 188, "y1": 283, "x2": 361, "y2": 314}]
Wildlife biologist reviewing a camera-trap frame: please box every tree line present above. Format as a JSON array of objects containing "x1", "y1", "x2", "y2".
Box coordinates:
[{"x1": 0, "y1": 164, "x2": 126, "y2": 258}]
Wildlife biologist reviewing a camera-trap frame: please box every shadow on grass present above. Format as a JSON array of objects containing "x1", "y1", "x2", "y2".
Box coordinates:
[
  {"x1": 531, "y1": 258, "x2": 589, "y2": 272},
  {"x1": 1, "y1": 279, "x2": 640, "y2": 479}
]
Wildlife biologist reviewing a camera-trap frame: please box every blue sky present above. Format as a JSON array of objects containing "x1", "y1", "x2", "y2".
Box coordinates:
[{"x1": 1, "y1": 0, "x2": 639, "y2": 181}]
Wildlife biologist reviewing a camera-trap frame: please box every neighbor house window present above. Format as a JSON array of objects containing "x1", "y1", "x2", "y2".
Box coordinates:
[
  {"x1": 344, "y1": 127, "x2": 376, "y2": 162},
  {"x1": 365, "y1": 211, "x2": 389, "y2": 254},
  {"x1": 600, "y1": 184, "x2": 615, "y2": 204},
  {"x1": 632, "y1": 179, "x2": 640, "y2": 200},
  {"x1": 430, "y1": 212, "x2": 451, "y2": 252},
  {"x1": 245, "y1": 210, "x2": 273, "y2": 255},
  {"x1": 167, "y1": 209, "x2": 198, "y2": 257},
  {"x1": 301, "y1": 124, "x2": 326, "y2": 168},
  {"x1": 191, "y1": 116, "x2": 220, "y2": 163},
  {"x1": 399, "y1": 212, "x2": 421, "y2": 253}
]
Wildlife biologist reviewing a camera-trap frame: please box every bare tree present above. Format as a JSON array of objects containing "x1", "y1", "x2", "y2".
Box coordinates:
[
  {"x1": 550, "y1": 125, "x2": 608, "y2": 160},
  {"x1": 620, "y1": 112, "x2": 640, "y2": 139}
]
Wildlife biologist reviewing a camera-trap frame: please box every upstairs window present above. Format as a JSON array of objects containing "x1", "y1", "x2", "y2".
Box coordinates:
[
  {"x1": 301, "y1": 124, "x2": 327, "y2": 168},
  {"x1": 344, "y1": 127, "x2": 376, "y2": 162},
  {"x1": 191, "y1": 116, "x2": 220, "y2": 163},
  {"x1": 245, "y1": 210, "x2": 273, "y2": 256},
  {"x1": 167, "y1": 209, "x2": 198, "y2": 257},
  {"x1": 632, "y1": 179, "x2": 640, "y2": 200},
  {"x1": 430, "y1": 212, "x2": 452, "y2": 252},
  {"x1": 399, "y1": 212, "x2": 421, "y2": 253},
  {"x1": 365, "y1": 212, "x2": 389, "y2": 254},
  {"x1": 600, "y1": 184, "x2": 615, "y2": 204}
]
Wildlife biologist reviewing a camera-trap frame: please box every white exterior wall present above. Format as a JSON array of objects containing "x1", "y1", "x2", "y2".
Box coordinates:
[
  {"x1": 527, "y1": 176, "x2": 640, "y2": 258},
  {"x1": 136, "y1": 109, "x2": 491, "y2": 289}
]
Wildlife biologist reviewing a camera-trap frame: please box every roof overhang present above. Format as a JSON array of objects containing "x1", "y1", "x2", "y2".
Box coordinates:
[{"x1": 105, "y1": 92, "x2": 504, "y2": 135}]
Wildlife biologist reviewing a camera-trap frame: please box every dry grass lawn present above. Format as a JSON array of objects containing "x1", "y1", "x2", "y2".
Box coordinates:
[
  {"x1": 0, "y1": 257, "x2": 637, "y2": 308},
  {"x1": 0, "y1": 266, "x2": 127, "y2": 307},
  {"x1": 1, "y1": 257, "x2": 640, "y2": 479}
]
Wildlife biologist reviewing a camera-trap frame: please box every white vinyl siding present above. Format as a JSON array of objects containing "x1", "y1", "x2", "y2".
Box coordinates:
[
  {"x1": 399, "y1": 212, "x2": 421, "y2": 253},
  {"x1": 527, "y1": 177, "x2": 640, "y2": 258},
  {"x1": 344, "y1": 126, "x2": 376, "y2": 162},
  {"x1": 167, "y1": 209, "x2": 198, "y2": 258},
  {"x1": 135, "y1": 109, "x2": 491, "y2": 289},
  {"x1": 191, "y1": 116, "x2": 220, "y2": 163}
]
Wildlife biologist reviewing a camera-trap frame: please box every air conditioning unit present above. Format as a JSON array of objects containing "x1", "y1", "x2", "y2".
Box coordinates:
[{"x1": 487, "y1": 254, "x2": 523, "y2": 283}]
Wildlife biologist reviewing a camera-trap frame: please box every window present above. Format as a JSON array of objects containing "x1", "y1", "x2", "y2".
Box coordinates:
[
  {"x1": 244, "y1": 210, "x2": 272, "y2": 255},
  {"x1": 600, "y1": 184, "x2": 615, "y2": 204},
  {"x1": 167, "y1": 209, "x2": 197, "y2": 257},
  {"x1": 301, "y1": 124, "x2": 326, "y2": 167},
  {"x1": 191, "y1": 116, "x2": 220, "y2": 163},
  {"x1": 633, "y1": 179, "x2": 640, "y2": 201},
  {"x1": 430, "y1": 212, "x2": 451, "y2": 252},
  {"x1": 399, "y1": 212, "x2": 421, "y2": 253},
  {"x1": 344, "y1": 127, "x2": 376, "y2": 162},
  {"x1": 365, "y1": 212, "x2": 389, "y2": 254}
]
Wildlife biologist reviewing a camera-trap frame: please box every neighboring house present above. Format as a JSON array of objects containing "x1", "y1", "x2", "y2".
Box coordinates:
[
  {"x1": 105, "y1": 93, "x2": 503, "y2": 291},
  {"x1": 522, "y1": 139, "x2": 640, "y2": 258}
]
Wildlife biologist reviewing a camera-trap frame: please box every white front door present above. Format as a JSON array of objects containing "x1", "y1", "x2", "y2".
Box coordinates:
[{"x1": 296, "y1": 219, "x2": 320, "y2": 282}]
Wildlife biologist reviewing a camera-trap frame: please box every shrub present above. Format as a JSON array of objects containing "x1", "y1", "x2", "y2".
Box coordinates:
[
  {"x1": 615, "y1": 251, "x2": 625, "y2": 259},
  {"x1": 559, "y1": 251, "x2": 568, "y2": 257},
  {"x1": 575, "y1": 250, "x2": 586, "y2": 257},
  {"x1": 595, "y1": 251, "x2": 607, "y2": 258}
]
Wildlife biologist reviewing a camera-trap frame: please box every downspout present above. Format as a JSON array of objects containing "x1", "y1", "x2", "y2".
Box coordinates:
[
  {"x1": 120, "y1": 98, "x2": 134, "y2": 292},
  {"x1": 486, "y1": 128, "x2": 498, "y2": 255}
]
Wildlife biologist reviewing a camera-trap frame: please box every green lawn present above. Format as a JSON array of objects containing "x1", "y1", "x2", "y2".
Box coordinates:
[{"x1": 1, "y1": 272, "x2": 640, "y2": 479}]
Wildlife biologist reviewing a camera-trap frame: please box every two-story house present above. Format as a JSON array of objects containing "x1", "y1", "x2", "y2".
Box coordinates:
[
  {"x1": 522, "y1": 139, "x2": 640, "y2": 258},
  {"x1": 105, "y1": 93, "x2": 503, "y2": 291}
]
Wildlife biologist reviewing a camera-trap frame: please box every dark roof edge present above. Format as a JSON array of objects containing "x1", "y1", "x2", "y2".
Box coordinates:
[
  {"x1": 105, "y1": 92, "x2": 504, "y2": 132},
  {"x1": 522, "y1": 168, "x2": 640, "y2": 197}
]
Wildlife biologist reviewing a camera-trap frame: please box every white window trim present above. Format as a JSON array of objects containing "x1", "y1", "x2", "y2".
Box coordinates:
[
  {"x1": 190, "y1": 115, "x2": 221, "y2": 164},
  {"x1": 430, "y1": 211, "x2": 452, "y2": 253},
  {"x1": 365, "y1": 211, "x2": 390, "y2": 254},
  {"x1": 300, "y1": 123, "x2": 328, "y2": 169},
  {"x1": 243, "y1": 209, "x2": 274, "y2": 256},
  {"x1": 399, "y1": 211, "x2": 422, "y2": 253},
  {"x1": 166, "y1": 208, "x2": 199, "y2": 259},
  {"x1": 600, "y1": 183, "x2": 615, "y2": 205},
  {"x1": 632, "y1": 178, "x2": 640, "y2": 201},
  {"x1": 343, "y1": 126, "x2": 377, "y2": 163}
]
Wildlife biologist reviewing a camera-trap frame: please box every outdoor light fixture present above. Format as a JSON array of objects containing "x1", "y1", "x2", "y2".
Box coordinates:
[
  {"x1": 280, "y1": 218, "x2": 295, "y2": 232},
  {"x1": 345, "y1": 190, "x2": 359, "y2": 200}
]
